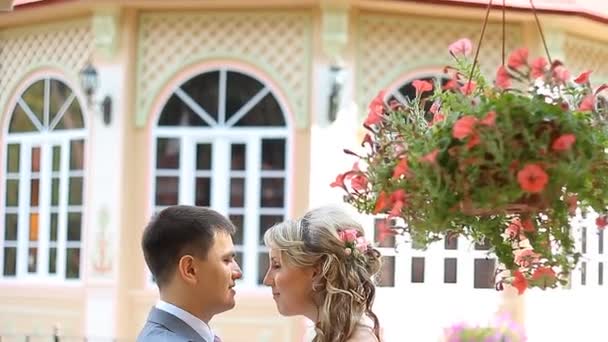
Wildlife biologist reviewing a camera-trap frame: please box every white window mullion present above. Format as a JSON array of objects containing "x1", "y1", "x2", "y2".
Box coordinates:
[
  {"x1": 43, "y1": 78, "x2": 50, "y2": 128},
  {"x1": 218, "y1": 69, "x2": 227, "y2": 125},
  {"x1": 211, "y1": 138, "x2": 229, "y2": 214},
  {"x1": 225, "y1": 88, "x2": 270, "y2": 127},
  {"x1": 243, "y1": 138, "x2": 261, "y2": 286},
  {"x1": 36, "y1": 142, "x2": 52, "y2": 277},
  {"x1": 179, "y1": 136, "x2": 194, "y2": 205},
  {"x1": 284, "y1": 134, "x2": 293, "y2": 216},
  {"x1": 56, "y1": 139, "x2": 70, "y2": 279},
  {"x1": 16, "y1": 143, "x2": 32, "y2": 277}
]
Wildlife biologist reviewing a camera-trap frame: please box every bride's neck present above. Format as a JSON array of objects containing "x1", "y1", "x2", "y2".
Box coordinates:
[{"x1": 304, "y1": 305, "x2": 319, "y2": 323}]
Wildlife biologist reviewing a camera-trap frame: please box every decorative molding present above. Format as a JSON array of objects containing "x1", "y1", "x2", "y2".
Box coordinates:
[
  {"x1": 92, "y1": 8, "x2": 121, "y2": 60},
  {"x1": 321, "y1": 0, "x2": 350, "y2": 62},
  {"x1": 0, "y1": 19, "x2": 93, "y2": 121},
  {"x1": 135, "y1": 11, "x2": 312, "y2": 129},
  {"x1": 91, "y1": 206, "x2": 113, "y2": 277},
  {"x1": 565, "y1": 35, "x2": 608, "y2": 82}
]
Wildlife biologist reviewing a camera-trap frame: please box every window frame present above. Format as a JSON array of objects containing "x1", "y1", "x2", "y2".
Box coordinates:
[
  {"x1": 148, "y1": 65, "x2": 293, "y2": 289},
  {"x1": 1, "y1": 74, "x2": 87, "y2": 283}
]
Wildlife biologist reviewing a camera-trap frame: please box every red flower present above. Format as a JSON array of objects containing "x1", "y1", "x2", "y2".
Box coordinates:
[
  {"x1": 452, "y1": 115, "x2": 478, "y2": 139},
  {"x1": 460, "y1": 81, "x2": 476, "y2": 95},
  {"x1": 496, "y1": 66, "x2": 511, "y2": 89},
  {"x1": 330, "y1": 173, "x2": 345, "y2": 188},
  {"x1": 531, "y1": 267, "x2": 557, "y2": 288},
  {"x1": 448, "y1": 38, "x2": 473, "y2": 56},
  {"x1": 364, "y1": 91, "x2": 385, "y2": 126},
  {"x1": 350, "y1": 174, "x2": 368, "y2": 191},
  {"x1": 388, "y1": 190, "x2": 406, "y2": 217},
  {"x1": 517, "y1": 164, "x2": 549, "y2": 193},
  {"x1": 373, "y1": 192, "x2": 390, "y2": 214},
  {"x1": 507, "y1": 48, "x2": 529, "y2": 69},
  {"x1": 430, "y1": 113, "x2": 445, "y2": 126},
  {"x1": 522, "y1": 218, "x2": 536, "y2": 233},
  {"x1": 466, "y1": 133, "x2": 481, "y2": 149},
  {"x1": 596, "y1": 216, "x2": 607, "y2": 230},
  {"x1": 443, "y1": 79, "x2": 459, "y2": 90},
  {"x1": 421, "y1": 149, "x2": 439, "y2": 164},
  {"x1": 430, "y1": 101, "x2": 441, "y2": 114},
  {"x1": 579, "y1": 95, "x2": 595, "y2": 112},
  {"x1": 553, "y1": 66, "x2": 570, "y2": 84},
  {"x1": 480, "y1": 111, "x2": 496, "y2": 127},
  {"x1": 551, "y1": 134, "x2": 576, "y2": 151},
  {"x1": 412, "y1": 80, "x2": 433, "y2": 96},
  {"x1": 574, "y1": 70, "x2": 592, "y2": 84},
  {"x1": 531, "y1": 57, "x2": 548, "y2": 79},
  {"x1": 512, "y1": 270, "x2": 528, "y2": 295},
  {"x1": 392, "y1": 158, "x2": 409, "y2": 179},
  {"x1": 389, "y1": 200, "x2": 405, "y2": 217}
]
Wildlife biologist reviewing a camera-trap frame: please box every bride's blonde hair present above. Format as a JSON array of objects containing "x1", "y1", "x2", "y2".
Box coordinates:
[{"x1": 264, "y1": 205, "x2": 382, "y2": 342}]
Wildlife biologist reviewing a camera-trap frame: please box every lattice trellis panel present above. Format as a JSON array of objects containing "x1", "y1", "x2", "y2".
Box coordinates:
[
  {"x1": 565, "y1": 35, "x2": 608, "y2": 84},
  {"x1": 136, "y1": 12, "x2": 312, "y2": 128},
  {"x1": 0, "y1": 20, "x2": 93, "y2": 119},
  {"x1": 357, "y1": 14, "x2": 523, "y2": 113}
]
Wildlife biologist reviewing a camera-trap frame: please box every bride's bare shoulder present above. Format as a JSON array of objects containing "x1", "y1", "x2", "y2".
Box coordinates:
[{"x1": 347, "y1": 326, "x2": 380, "y2": 342}]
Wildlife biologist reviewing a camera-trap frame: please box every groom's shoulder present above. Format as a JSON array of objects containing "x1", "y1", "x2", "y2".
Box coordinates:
[{"x1": 137, "y1": 321, "x2": 192, "y2": 342}]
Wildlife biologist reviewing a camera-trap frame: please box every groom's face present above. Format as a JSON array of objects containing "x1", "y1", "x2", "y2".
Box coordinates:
[{"x1": 194, "y1": 231, "x2": 242, "y2": 315}]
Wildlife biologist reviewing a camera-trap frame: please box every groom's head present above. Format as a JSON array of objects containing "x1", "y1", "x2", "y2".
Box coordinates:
[{"x1": 142, "y1": 205, "x2": 242, "y2": 321}]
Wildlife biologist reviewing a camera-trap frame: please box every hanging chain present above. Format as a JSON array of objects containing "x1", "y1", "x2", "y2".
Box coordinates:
[
  {"x1": 467, "y1": 0, "x2": 553, "y2": 86},
  {"x1": 467, "y1": 0, "x2": 494, "y2": 88},
  {"x1": 530, "y1": 0, "x2": 553, "y2": 64},
  {"x1": 502, "y1": 0, "x2": 506, "y2": 66}
]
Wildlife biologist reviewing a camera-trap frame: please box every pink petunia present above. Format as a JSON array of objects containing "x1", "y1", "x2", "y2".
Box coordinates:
[
  {"x1": 551, "y1": 134, "x2": 576, "y2": 151},
  {"x1": 448, "y1": 38, "x2": 473, "y2": 56},
  {"x1": 579, "y1": 95, "x2": 595, "y2": 112},
  {"x1": 531, "y1": 57, "x2": 548, "y2": 79},
  {"x1": 460, "y1": 81, "x2": 476, "y2": 95},
  {"x1": 496, "y1": 66, "x2": 511, "y2": 89},
  {"x1": 364, "y1": 90, "x2": 386, "y2": 126},
  {"x1": 412, "y1": 80, "x2": 433, "y2": 96},
  {"x1": 452, "y1": 115, "x2": 478, "y2": 139},
  {"x1": 421, "y1": 149, "x2": 439, "y2": 164},
  {"x1": 480, "y1": 111, "x2": 497, "y2": 126},
  {"x1": 507, "y1": 48, "x2": 529, "y2": 69},
  {"x1": 553, "y1": 66, "x2": 571, "y2": 84},
  {"x1": 574, "y1": 70, "x2": 592, "y2": 84}
]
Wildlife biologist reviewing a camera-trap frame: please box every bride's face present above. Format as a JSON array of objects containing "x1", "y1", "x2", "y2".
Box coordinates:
[{"x1": 263, "y1": 248, "x2": 318, "y2": 318}]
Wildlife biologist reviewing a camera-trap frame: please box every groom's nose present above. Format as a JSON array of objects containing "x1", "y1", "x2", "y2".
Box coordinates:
[{"x1": 232, "y1": 261, "x2": 243, "y2": 279}]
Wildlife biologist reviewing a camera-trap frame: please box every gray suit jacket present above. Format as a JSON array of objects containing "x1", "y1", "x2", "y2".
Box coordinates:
[{"x1": 137, "y1": 307, "x2": 214, "y2": 342}]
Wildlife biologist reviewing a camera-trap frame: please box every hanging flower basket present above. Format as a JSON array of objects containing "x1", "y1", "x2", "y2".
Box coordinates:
[{"x1": 332, "y1": 38, "x2": 608, "y2": 293}]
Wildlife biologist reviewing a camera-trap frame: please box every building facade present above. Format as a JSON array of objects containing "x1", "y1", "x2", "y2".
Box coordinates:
[{"x1": 1, "y1": 0, "x2": 607, "y2": 341}]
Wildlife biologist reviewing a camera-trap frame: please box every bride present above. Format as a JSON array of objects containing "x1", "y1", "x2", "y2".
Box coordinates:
[{"x1": 262, "y1": 205, "x2": 383, "y2": 342}]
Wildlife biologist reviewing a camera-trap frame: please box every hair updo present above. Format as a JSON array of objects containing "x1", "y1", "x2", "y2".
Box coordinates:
[{"x1": 264, "y1": 205, "x2": 382, "y2": 342}]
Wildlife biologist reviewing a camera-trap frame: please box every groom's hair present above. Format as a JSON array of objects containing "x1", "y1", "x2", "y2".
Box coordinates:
[{"x1": 142, "y1": 205, "x2": 235, "y2": 288}]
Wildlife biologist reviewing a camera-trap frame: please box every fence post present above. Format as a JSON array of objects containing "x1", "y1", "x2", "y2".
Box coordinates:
[{"x1": 53, "y1": 324, "x2": 60, "y2": 342}]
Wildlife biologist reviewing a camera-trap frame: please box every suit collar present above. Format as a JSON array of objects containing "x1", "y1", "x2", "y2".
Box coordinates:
[{"x1": 147, "y1": 307, "x2": 208, "y2": 342}]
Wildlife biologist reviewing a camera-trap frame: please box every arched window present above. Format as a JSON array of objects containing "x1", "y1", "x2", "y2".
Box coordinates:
[
  {"x1": 152, "y1": 67, "x2": 290, "y2": 286},
  {"x1": 2, "y1": 77, "x2": 86, "y2": 280}
]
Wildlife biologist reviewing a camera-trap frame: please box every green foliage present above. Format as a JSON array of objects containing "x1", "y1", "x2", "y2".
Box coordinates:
[{"x1": 334, "y1": 45, "x2": 608, "y2": 291}]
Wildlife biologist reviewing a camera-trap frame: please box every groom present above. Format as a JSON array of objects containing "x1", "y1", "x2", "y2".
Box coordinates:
[{"x1": 137, "y1": 205, "x2": 242, "y2": 342}]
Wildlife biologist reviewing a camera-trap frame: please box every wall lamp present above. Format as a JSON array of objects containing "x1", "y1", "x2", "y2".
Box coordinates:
[{"x1": 79, "y1": 62, "x2": 113, "y2": 126}]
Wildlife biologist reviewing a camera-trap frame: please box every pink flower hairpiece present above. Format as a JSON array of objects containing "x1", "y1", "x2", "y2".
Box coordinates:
[{"x1": 338, "y1": 229, "x2": 370, "y2": 256}]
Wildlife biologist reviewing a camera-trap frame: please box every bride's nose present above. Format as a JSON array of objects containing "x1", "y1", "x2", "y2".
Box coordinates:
[{"x1": 262, "y1": 269, "x2": 273, "y2": 287}]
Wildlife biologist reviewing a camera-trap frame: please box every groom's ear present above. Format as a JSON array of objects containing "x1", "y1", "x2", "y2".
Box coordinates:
[{"x1": 177, "y1": 255, "x2": 198, "y2": 285}]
